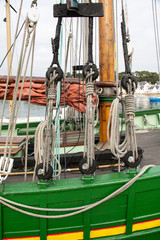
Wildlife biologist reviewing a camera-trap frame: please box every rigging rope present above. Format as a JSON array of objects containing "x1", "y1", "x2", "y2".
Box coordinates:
[
  {"x1": 24, "y1": 27, "x2": 36, "y2": 182},
  {"x1": 84, "y1": 72, "x2": 95, "y2": 167},
  {"x1": 152, "y1": 0, "x2": 160, "y2": 81},
  {"x1": 0, "y1": 0, "x2": 23, "y2": 135},
  {"x1": 0, "y1": 3, "x2": 39, "y2": 183},
  {"x1": 107, "y1": 81, "x2": 138, "y2": 167},
  {"x1": 33, "y1": 73, "x2": 62, "y2": 180}
]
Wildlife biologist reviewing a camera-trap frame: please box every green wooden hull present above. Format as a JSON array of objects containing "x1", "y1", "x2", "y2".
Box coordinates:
[{"x1": 0, "y1": 166, "x2": 160, "y2": 239}]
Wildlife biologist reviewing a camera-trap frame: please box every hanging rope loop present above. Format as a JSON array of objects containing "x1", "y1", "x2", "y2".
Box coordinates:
[
  {"x1": 79, "y1": 68, "x2": 97, "y2": 175},
  {"x1": 107, "y1": 78, "x2": 140, "y2": 169},
  {"x1": 34, "y1": 70, "x2": 62, "y2": 181}
]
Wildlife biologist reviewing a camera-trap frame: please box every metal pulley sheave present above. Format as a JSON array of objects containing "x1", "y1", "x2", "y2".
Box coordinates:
[
  {"x1": 121, "y1": 151, "x2": 141, "y2": 168},
  {"x1": 121, "y1": 147, "x2": 143, "y2": 168},
  {"x1": 79, "y1": 158, "x2": 97, "y2": 175},
  {"x1": 36, "y1": 163, "x2": 53, "y2": 180}
]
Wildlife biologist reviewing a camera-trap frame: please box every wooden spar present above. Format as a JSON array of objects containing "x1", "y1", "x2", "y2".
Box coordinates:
[
  {"x1": 99, "y1": 0, "x2": 114, "y2": 143},
  {"x1": 5, "y1": 0, "x2": 12, "y2": 113}
]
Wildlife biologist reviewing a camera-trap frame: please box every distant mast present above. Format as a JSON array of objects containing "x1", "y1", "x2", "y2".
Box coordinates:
[
  {"x1": 99, "y1": 0, "x2": 115, "y2": 143},
  {"x1": 5, "y1": 0, "x2": 12, "y2": 112}
]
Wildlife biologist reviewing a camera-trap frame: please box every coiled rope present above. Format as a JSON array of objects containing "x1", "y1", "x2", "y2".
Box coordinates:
[
  {"x1": 107, "y1": 81, "x2": 137, "y2": 161},
  {"x1": 84, "y1": 71, "x2": 95, "y2": 167},
  {"x1": 33, "y1": 73, "x2": 62, "y2": 181}
]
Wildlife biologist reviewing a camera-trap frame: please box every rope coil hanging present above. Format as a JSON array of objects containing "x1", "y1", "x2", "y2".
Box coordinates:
[
  {"x1": 34, "y1": 72, "x2": 62, "y2": 181},
  {"x1": 107, "y1": 80, "x2": 140, "y2": 168},
  {"x1": 79, "y1": 16, "x2": 98, "y2": 175}
]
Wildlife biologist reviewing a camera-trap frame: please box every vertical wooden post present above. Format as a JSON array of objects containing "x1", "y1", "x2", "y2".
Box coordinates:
[
  {"x1": 5, "y1": 0, "x2": 12, "y2": 113},
  {"x1": 99, "y1": 0, "x2": 114, "y2": 143}
]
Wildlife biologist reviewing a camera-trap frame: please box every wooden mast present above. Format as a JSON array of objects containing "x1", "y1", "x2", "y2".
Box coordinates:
[
  {"x1": 99, "y1": 0, "x2": 114, "y2": 143},
  {"x1": 5, "y1": 0, "x2": 12, "y2": 113}
]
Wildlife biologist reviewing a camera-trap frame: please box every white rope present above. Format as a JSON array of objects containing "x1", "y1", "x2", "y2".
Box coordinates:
[
  {"x1": 33, "y1": 73, "x2": 62, "y2": 180},
  {"x1": 152, "y1": 0, "x2": 160, "y2": 80},
  {"x1": 0, "y1": 165, "x2": 154, "y2": 218},
  {"x1": 0, "y1": 0, "x2": 24, "y2": 135},
  {"x1": 84, "y1": 71, "x2": 95, "y2": 167},
  {"x1": 33, "y1": 120, "x2": 61, "y2": 180},
  {"x1": 107, "y1": 83, "x2": 138, "y2": 162},
  {"x1": 24, "y1": 27, "x2": 36, "y2": 182},
  {"x1": 0, "y1": 12, "x2": 38, "y2": 183}
]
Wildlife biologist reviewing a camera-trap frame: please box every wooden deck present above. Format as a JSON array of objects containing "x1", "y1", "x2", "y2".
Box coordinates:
[{"x1": 3, "y1": 129, "x2": 160, "y2": 183}]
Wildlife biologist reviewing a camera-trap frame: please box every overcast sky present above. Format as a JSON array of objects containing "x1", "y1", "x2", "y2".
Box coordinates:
[{"x1": 0, "y1": 0, "x2": 159, "y2": 77}]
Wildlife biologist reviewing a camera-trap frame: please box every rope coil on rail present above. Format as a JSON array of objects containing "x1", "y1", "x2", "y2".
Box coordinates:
[{"x1": 107, "y1": 80, "x2": 138, "y2": 167}]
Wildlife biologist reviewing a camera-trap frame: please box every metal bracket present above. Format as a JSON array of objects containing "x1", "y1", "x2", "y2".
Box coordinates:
[
  {"x1": 81, "y1": 174, "x2": 94, "y2": 184},
  {"x1": 37, "y1": 179, "x2": 52, "y2": 189},
  {"x1": 53, "y1": 3, "x2": 104, "y2": 18},
  {"x1": 97, "y1": 87, "x2": 117, "y2": 98}
]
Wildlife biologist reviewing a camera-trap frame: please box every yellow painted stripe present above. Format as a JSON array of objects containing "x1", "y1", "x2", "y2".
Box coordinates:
[
  {"x1": 47, "y1": 231, "x2": 83, "y2": 240},
  {"x1": 132, "y1": 218, "x2": 160, "y2": 232},
  {"x1": 4, "y1": 218, "x2": 160, "y2": 240},
  {"x1": 90, "y1": 225, "x2": 126, "y2": 239}
]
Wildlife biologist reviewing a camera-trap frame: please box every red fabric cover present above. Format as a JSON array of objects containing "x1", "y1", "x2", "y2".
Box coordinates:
[{"x1": 0, "y1": 82, "x2": 96, "y2": 113}]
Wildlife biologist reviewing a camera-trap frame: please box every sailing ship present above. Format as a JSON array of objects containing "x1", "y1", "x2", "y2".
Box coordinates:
[{"x1": 0, "y1": 0, "x2": 160, "y2": 240}]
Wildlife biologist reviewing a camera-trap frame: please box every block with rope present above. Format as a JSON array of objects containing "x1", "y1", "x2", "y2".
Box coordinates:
[
  {"x1": 79, "y1": 16, "x2": 99, "y2": 176},
  {"x1": 107, "y1": 0, "x2": 142, "y2": 170},
  {"x1": 34, "y1": 17, "x2": 63, "y2": 182}
]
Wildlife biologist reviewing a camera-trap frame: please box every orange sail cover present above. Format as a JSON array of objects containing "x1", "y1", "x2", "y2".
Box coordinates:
[{"x1": 0, "y1": 77, "x2": 96, "y2": 113}]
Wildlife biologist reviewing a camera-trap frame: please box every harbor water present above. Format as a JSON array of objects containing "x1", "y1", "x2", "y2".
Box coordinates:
[{"x1": 0, "y1": 95, "x2": 160, "y2": 120}]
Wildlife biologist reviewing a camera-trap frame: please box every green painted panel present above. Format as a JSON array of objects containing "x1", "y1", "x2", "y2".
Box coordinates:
[
  {"x1": 134, "y1": 189, "x2": 160, "y2": 221},
  {"x1": 47, "y1": 200, "x2": 84, "y2": 232},
  {"x1": 90, "y1": 195, "x2": 127, "y2": 226},
  {"x1": 3, "y1": 205, "x2": 40, "y2": 237},
  {"x1": 1, "y1": 166, "x2": 160, "y2": 239}
]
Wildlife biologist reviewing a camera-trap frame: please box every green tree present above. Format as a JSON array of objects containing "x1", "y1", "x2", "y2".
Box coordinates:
[{"x1": 118, "y1": 71, "x2": 159, "y2": 84}]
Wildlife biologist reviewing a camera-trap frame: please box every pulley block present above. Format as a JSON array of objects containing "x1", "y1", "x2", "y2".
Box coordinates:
[
  {"x1": 79, "y1": 157, "x2": 97, "y2": 174},
  {"x1": 28, "y1": 6, "x2": 39, "y2": 24},
  {"x1": 46, "y1": 67, "x2": 63, "y2": 83},
  {"x1": 121, "y1": 150, "x2": 142, "y2": 168},
  {"x1": 36, "y1": 163, "x2": 53, "y2": 180},
  {"x1": 83, "y1": 63, "x2": 99, "y2": 81},
  {"x1": 121, "y1": 75, "x2": 137, "y2": 93}
]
